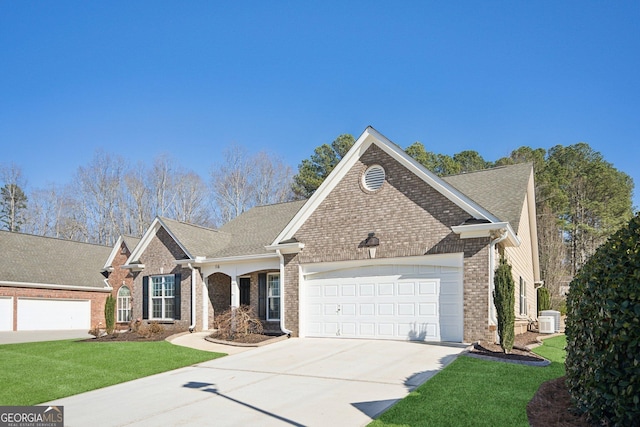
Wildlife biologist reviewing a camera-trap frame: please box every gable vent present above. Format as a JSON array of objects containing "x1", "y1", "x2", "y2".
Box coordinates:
[{"x1": 363, "y1": 165, "x2": 386, "y2": 191}]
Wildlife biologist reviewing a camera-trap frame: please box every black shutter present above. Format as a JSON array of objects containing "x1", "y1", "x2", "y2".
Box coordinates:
[
  {"x1": 174, "y1": 273, "x2": 181, "y2": 320},
  {"x1": 258, "y1": 273, "x2": 266, "y2": 320},
  {"x1": 142, "y1": 276, "x2": 149, "y2": 319}
]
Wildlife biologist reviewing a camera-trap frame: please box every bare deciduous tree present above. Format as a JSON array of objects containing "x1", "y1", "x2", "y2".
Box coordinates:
[
  {"x1": 0, "y1": 163, "x2": 28, "y2": 232},
  {"x1": 172, "y1": 171, "x2": 211, "y2": 225},
  {"x1": 210, "y1": 145, "x2": 294, "y2": 225}
]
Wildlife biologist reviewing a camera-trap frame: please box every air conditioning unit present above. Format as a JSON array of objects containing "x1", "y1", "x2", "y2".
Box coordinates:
[
  {"x1": 539, "y1": 316, "x2": 555, "y2": 334},
  {"x1": 540, "y1": 310, "x2": 561, "y2": 332}
]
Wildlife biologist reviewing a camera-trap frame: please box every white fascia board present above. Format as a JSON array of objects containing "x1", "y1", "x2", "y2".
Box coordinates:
[
  {"x1": 103, "y1": 236, "x2": 124, "y2": 270},
  {"x1": 272, "y1": 126, "x2": 501, "y2": 244},
  {"x1": 265, "y1": 242, "x2": 305, "y2": 254},
  {"x1": 121, "y1": 263, "x2": 145, "y2": 271},
  {"x1": 0, "y1": 280, "x2": 113, "y2": 293},
  {"x1": 175, "y1": 253, "x2": 279, "y2": 266},
  {"x1": 271, "y1": 129, "x2": 376, "y2": 245},
  {"x1": 126, "y1": 217, "x2": 192, "y2": 264},
  {"x1": 451, "y1": 222, "x2": 521, "y2": 247}
]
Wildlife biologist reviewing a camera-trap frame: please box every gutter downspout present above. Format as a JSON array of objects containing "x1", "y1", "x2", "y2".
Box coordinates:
[
  {"x1": 187, "y1": 263, "x2": 197, "y2": 332},
  {"x1": 489, "y1": 229, "x2": 508, "y2": 340},
  {"x1": 275, "y1": 249, "x2": 292, "y2": 336}
]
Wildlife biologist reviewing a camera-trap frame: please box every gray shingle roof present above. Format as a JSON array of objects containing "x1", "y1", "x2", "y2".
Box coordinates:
[
  {"x1": 216, "y1": 200, "x2": 307, "y2": 257},
  {"x1": 0, "y1": 231, "x2": 113, "y2": 290},
  {"x1": 442, "y1": 162, "x2": 533, "y2": 233},
  {"x1": 152, "y1": 200, "x2": 306, "y2": 259},
  {"x1": 157, "y1": 217, "x2": 231, "y2": 259},
  {"x1": 122, "y1": 235, "x2": 141, "y2": 252}
]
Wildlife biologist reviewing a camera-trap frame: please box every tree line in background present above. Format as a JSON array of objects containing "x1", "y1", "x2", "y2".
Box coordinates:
[
  {"x1": 290, "y1": 134, "x2": 634, "y2": 308},
  {"x1": 0, "y1": 145, "x2": 294, "y2": 245},
  {"x1": 1, "y1": 134, "x2": 634, "y2": 306}
]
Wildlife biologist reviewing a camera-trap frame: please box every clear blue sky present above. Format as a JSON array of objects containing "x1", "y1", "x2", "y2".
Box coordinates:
[{"x1": 1, "y1": 2, "x2": 639, "y2": 207}]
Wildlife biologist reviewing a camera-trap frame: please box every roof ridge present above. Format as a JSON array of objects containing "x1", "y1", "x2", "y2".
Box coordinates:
[
  {"x1": 158, "y1": 216, "x2": 222, "y2": 233},
  {"x1": 442, "y1": 161, "x2": 532, "y2": 178},
  {"x1": 246, "y1": 199, "x2": 308, "y2": 210},
  {"x1": 0, "y1": 229, "x2": 112, "y2": 248}
]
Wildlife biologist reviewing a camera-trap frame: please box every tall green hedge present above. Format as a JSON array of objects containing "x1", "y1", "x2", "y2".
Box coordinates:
[
  {"x1": 565, "y1": 213, "x2": 640, "y2": 425},
  {"x1": 494, "y1": 256, "x2": 515, "y2": 353},
  {"x1": 105, "y1": 294, "x2": 116, "y2": 334},
  {"x1": 537, "y1": 287, "x2": 551, "y2": 313}
]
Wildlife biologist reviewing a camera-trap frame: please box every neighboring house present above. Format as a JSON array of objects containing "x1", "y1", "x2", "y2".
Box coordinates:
[
  {"x1": 101, "y1": 235, "x2": 140, "y2": 329},
  {"x1": 124, "y1": 127, "x2": 540, "y2": 343},
  {"x1": 0, "y1": 231, "x2": 113, "y2": 331}
]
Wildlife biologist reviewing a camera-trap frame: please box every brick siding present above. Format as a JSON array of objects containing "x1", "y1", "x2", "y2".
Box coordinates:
[
  {"x1": 106, "y1": 241, "x2": 135, "y2": 329},
  {"x1": 285, "y1": 144, "x2": 494, "y2": 342},
  {"x1": 132, "y1": 227, "x2": 196, "y2": 333}
]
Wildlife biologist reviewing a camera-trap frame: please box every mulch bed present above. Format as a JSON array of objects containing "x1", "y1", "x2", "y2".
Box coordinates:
[
  {"x1": 207, "y1": 332, "x2": 279, "y2": 344},
  {"x1": 82, "y1": 330, "x2": 177, "y2": 342},
  {"x1": 469, "y1": 331, "x2": 547, "y2": 363},
  {"x1": 527, "y1": 377, "x2": 590, "y2": 426}
]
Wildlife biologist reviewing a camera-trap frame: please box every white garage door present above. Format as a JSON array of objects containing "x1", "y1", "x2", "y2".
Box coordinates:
[
  {"x1": 302, "y1": 256, "x2": 463, "y2": 342},
  {"x1": 17, "y1": 298, "x2": 91, "y2": 330},
  {"x1": 0, "y1": 297, "x2": 13, "y2": 331}
]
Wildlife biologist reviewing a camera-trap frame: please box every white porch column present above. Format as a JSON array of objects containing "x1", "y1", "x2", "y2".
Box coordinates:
[{"x1": 231, "y1": 278, "x2": 240, "y2": 308}]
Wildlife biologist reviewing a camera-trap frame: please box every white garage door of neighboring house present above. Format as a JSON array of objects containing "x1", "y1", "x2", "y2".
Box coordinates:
[
  {"x1": 17, "y1": 298, "x2": 91, "y2": 331},
  {"x1": 0, "y1": 297, "x2": 13, "y2": 331},
  {"x1": 302, "y1": 255, "x2": 464, "y2": 342}
]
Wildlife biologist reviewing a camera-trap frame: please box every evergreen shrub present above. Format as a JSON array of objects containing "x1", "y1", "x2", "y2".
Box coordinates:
[
  {"x1": 565, "y1": 214, "x2": 640, "y2": 425},
  {"x1": 494, "y1": 256, "x2": 515, "y2": 353}
]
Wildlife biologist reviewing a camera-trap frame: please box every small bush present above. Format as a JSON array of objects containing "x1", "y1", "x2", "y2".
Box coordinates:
[
  {"x1": 214, "y1": 306, "x2": 263, "y2": 341},
  {"x1": 148, "y1": 321, "x2": 164, "y2": 335},
  {"x1": 104, "y1": 294, "x2": 116, "y2": 334},
  {"x1": 565, "y1": 213, "x2": 640, "y2": 425},
  {"x1": 537, "y1": 287, "x2": 551, "y2": 313},
  {"x1": 494, "y1": 256, "x2": 515, "y2": 353},
  {"x1": 88, "y1": 322, "x2": 104, "y2": 338}
]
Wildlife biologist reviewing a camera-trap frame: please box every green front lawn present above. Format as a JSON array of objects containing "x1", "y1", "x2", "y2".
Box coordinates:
[
  {"x1": 0, "y1": 340, "x2": 225, "y2": 405},
  {"x1": 370, "y1": 336, "x2": 566, "y2": 427}
]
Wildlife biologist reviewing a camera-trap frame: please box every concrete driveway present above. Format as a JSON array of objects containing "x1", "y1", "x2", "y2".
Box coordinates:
[
  {"x1": 0, "y1": 330, "x2": 92, "y2": 344},
  {"x1": 47, "y1": 338, "x2": 465, "y2": 427}
]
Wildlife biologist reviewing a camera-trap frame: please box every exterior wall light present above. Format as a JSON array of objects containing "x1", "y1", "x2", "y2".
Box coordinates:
[{"x1": 363, "y1": 232, "x2": 380, "y2": 258}]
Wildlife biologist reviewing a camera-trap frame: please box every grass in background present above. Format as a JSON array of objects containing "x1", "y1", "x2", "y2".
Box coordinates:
[
  {"x1": 0, "y1": 340, "x2": 224, "y2": 405},
  {"x1": 370, "y1": 336, "x2": 566, "y2": 427}
]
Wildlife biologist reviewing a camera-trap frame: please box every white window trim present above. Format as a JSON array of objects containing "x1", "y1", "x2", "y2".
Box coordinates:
[
  {"x1": 267, "y1": 273, "x2": 280, "y2": 321},
  {"x1": 117, "y1": 285, "x2": 131, "y2": 323},
  {"x1": 150, "y1": 275, "x2": 175, "y2": 320},
  {"x1": 519, "y1": 277, "x2": 527, "y2": 316}
]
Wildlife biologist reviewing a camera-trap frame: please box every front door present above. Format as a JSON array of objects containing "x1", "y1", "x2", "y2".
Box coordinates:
[{"x1": 239, "y1": 277, "x2": 251, "y2": 306}]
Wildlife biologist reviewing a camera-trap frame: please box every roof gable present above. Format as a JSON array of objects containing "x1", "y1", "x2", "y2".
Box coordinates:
[
  {"x1": 103, "y1": 235, "x2": 141, "y2": 270},
  {"x1": 272, "y1": 127, "x2": 503, "y2": 245},
  {"x1": 127, "y1": 217, "x2": 224, "y2": 264}
]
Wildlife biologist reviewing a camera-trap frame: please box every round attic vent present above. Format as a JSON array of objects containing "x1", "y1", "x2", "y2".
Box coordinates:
[{"x1": 362, "y1": 165, "x2": 386, "y2": 191}]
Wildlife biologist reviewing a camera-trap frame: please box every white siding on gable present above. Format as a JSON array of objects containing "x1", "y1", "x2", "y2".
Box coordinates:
[{"x1": 504, "y1": 195, "x2": 537, "y2": 319}]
